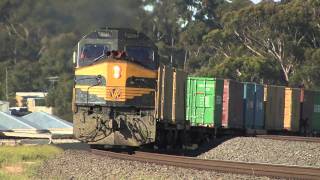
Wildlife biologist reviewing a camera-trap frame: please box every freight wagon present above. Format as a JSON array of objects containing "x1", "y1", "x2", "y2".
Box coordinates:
[{"x1": 185, "y1": 77, "x2": 320, "y2": 136}]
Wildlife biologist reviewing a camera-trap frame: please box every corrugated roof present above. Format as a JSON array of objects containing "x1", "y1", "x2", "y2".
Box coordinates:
[
  {"x1": 0, "y1": 124, "x2": 9, "y2": 131},
  {"x1": 23, "y1": 112, "x2": 73, "y2": 129},
  {"x1": 0, "y1": 112, "x2": 44, "y2": 130}
]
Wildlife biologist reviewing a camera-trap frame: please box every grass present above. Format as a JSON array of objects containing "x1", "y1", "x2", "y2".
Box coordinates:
[{"x1": 0, "y1": 145, "x2": 63, "y2": 180}]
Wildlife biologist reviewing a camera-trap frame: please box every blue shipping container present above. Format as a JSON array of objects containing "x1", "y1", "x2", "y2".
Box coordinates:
[{"x1": 243, "y1": 83, "x2": 255, "y2": 128}]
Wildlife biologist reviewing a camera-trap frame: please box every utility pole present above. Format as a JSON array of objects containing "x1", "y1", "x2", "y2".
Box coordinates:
[
  {"x1": 184, "y1": 50, "x2": 188, "y2": 71},
  {"x1": 47, "y1": 76, "x2": 59, "y2": 89},
  {"x1": 170, "y1": 37, "x2": 174, "y2": 66},
  {"x1": 5, "y1": 67, "x2": 8, "y2": 101}
]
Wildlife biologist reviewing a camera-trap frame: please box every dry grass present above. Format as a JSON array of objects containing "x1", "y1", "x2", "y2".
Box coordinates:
[{"x1": 0, "y1": 145, "x2": 63, "y2": 180}]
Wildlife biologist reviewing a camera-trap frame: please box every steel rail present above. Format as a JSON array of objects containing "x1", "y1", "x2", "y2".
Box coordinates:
[
  {"x1": 91, "y1": 149, "x2": 320, "y2": 179},
  {"x1": 256, "y1": 135, "x2": 320, "y2": 143}
]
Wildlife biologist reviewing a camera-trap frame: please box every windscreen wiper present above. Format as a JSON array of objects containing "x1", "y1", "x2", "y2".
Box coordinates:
[{"x1": 91, "y1": 46, "x2": 107, "y2": 64}]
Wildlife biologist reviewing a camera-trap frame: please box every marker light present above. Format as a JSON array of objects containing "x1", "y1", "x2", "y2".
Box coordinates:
[{"x1": 113, "y1": 65, "x2": 121, "y2": 79}]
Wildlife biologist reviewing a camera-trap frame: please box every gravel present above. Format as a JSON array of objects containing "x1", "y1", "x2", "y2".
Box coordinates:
[
  {"x1": 198, "y1": 137, "x2": 320, "y2": 167},
  {"x1": 36, "y1": 150, "x2": 274, "y2": 180}
]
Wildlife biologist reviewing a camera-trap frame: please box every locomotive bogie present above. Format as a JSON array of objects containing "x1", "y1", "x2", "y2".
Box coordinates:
[{"x1": 73, "y1": 106, "x2": 156, "y2": 146}]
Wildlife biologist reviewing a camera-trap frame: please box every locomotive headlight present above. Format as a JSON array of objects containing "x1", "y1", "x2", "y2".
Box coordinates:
[{"x1": 113, "y1": 65, "x2": 121, "y2": 79}]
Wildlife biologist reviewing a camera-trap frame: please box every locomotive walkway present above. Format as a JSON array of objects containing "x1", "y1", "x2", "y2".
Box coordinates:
[{"x1": 91, "y1": 148, "x2": 320, "y2": 179}]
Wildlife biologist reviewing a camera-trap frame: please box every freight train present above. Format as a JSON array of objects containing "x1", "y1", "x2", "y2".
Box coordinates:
[{"x1": 73, "y1": 27, "x2": 320, "y2": 148}]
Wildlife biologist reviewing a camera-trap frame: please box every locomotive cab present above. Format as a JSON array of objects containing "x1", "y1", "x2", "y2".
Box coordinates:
[
  {"x1": 74, "y1": 28, "x2": 159, "y2": 69},
  {"x1": 73, "y1": 28, "x2": 159, "y2": 147}
]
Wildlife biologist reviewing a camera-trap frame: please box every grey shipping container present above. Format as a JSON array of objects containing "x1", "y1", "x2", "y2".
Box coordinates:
[
  {"x1": 222, "y1": 79, "x2": 244, "y2": 129},
  {"x1": 254, "y1": 84, "x2": 264, "y2": 129},
  {"x1": 155, "y1": 66, "x2": 187, "y2": 128},
  {"x1": 301, "y1": 89, "x2": 313, "y2": 133},
  {"x1": 264, "y1": 85, "x2": 285, "y2": 130}
]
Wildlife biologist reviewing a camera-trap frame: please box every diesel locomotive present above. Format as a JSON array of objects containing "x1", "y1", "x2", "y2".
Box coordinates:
[{"x1": 73, "y1": 28, "x2": 161, "y2": 147}]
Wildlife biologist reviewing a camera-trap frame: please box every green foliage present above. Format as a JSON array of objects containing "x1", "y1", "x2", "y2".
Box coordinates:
[
  {"x1": 8, "y1": 61, "x2": 42, "y2": 92},
  {"x1": 39, "y1": 32, "x2": 77, "y2": 77},
  {"x1": 291, "y1": 48, "x2": 320, "y2": 89},
  {"x1": 218, "y1": 0, "x2": 320, "y2": 84},
  {"x1": 191, "y1": 0, "x2": 320, "y2": 86},
  {"x1": 46, "y1": 74, "x2": 74, "y2": 121},
  {"x1": 0, "y1": 0, "x2": 146, "y2": 120}
]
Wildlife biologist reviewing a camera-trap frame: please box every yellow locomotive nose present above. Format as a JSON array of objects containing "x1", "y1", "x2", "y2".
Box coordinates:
[
  {"x1": 74, "y1": 59, "x2": 157, "y2": 104},
  {"x1": 105, "y1": 60, "x2": 157, "y2": 102}
]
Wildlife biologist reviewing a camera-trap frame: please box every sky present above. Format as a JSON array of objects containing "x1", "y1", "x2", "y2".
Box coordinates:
[
  {"x1": 251, "y1": 0, "x2": 261, "y2": 3},
  {"x1": 143, "y1": 0, "x2": 281, "y2": 11},
  {"x1": 251, "y1": 0, "x2": 281, "y2": 3}
]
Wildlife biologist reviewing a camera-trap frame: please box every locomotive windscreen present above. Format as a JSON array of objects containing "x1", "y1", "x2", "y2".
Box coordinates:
[
  {"x1": 78, "y1": 44, "x2": 109, "y2": 66},
  {"x1": 126, "y1": 46, "x2": 156, "y2": 69}
]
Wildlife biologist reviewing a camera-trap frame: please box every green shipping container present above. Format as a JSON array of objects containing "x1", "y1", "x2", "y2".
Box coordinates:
[{"x1": 186, "y1": 77, "x2": 224, "y2": 127}]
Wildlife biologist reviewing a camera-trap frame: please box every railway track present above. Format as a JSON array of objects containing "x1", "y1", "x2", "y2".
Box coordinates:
[
  {"x1": 91, "y1": 149, "x2": 320, "y2": 179},
  {"x1": 256, "y1": 135, "x2": 320, "y2": 143}
]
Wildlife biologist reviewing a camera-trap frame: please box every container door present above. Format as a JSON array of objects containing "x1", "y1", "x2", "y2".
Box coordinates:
[
  {"x1": 214, "y1": 79, "x2": 224, "y2": 127},
  {"x1": 222, "y1": 80, "x2": 230, "y2": 127},
  {"x1": 186, "y1": 77, "x2": 195, "y2": 125},
  {"x1": 291, "y1": 89, "x2": 300, "y2": 132},
  {"x1": 243, "y1": 83, "x2": 255, "y2": 129},
  {"x1": 312, "y1": 92, "x2": 320, "y2": 132},
  {"x1": 301, "y1": 90, "x2": 314, "y2": 133},
  {"x1": 195, "y1": 79, "x2": 206, "y2": 125},
  {"x1": 265, "y1": 86, "x2": 272, "y2": 130},
  {"x1": 284, "y1": 88, "x2": 300, "y2": 132},
  {"x1": 275, "y1": 86, "x2": 285, "y2": 130},
  {"x1": 265, "y1": 85, "x2": 285, "y2": 130},
  {"x1": 196, "y1": 79, "x2": 215, "y2": 126},
  {"x1": 161, "y1": 67, "x2": 173, "y2": 121},
  {"x1": 233, "y1": 81, "x2": 244, "y2": 129},
  {"x1": 284, "y1": 88, "x2": 292, "y2": 130},
  {"x1": 225, "y1": 80, "x2": 244, "y2": 129},
  {"x1": 254, "y1": 84, "x2": 264, "y2": 129}
]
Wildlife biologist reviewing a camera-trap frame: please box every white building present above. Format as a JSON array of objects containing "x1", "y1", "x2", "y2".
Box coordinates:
[
  {"x1": 0, "y1": 101, "x2": 9, "y2": 112},
  {"x1": 15, "y1": 92, "x2": 53, "y2": 114}
]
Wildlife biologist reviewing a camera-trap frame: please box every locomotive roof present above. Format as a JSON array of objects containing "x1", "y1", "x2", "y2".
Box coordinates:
[{"x1": 82, "y1": 27, "x2": 149, "y2": 41}]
